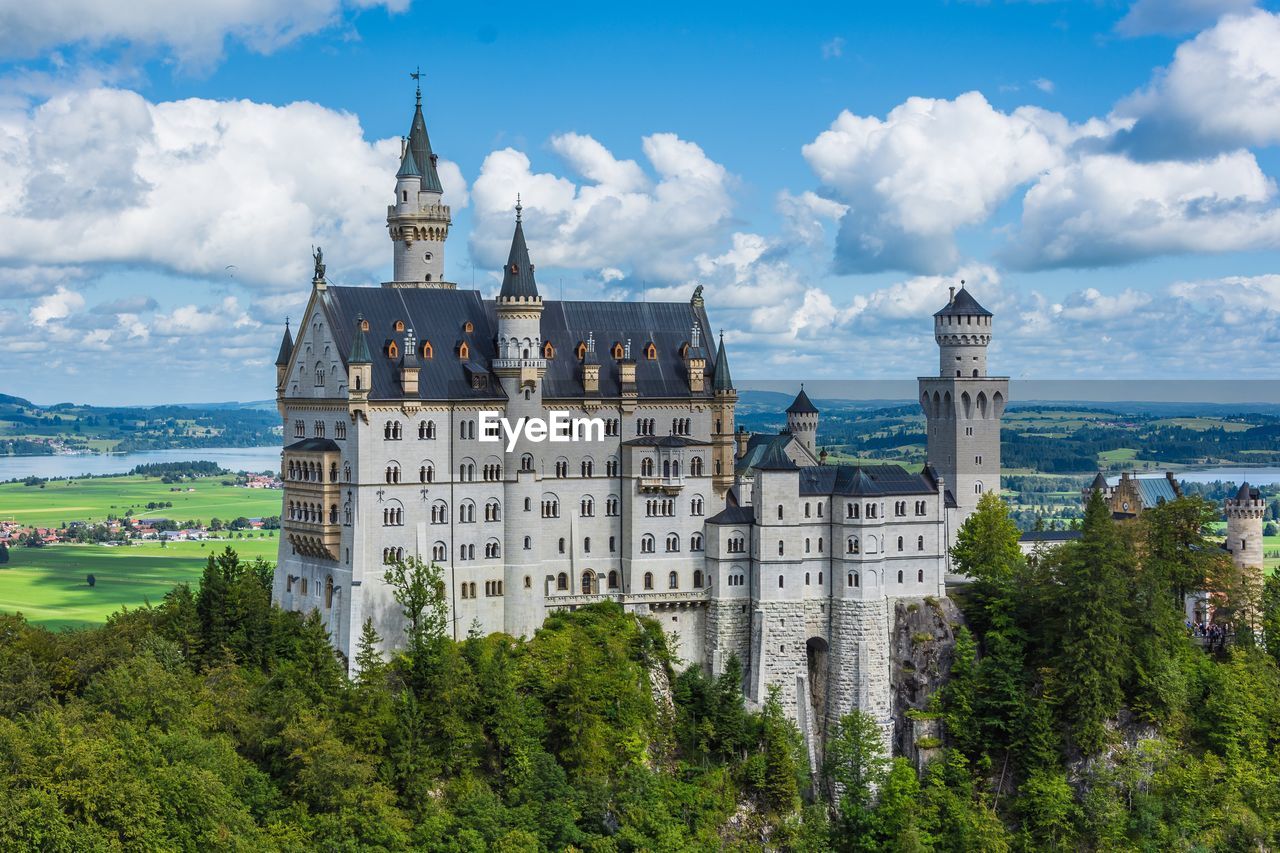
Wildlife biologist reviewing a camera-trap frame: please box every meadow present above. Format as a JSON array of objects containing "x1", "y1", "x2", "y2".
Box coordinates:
[
  {"x1": 0, "y1": 474, "x2": 281, "y2": 528},
  {"x1": 0, "y1": 538, "x2": 278, "y2": 630}
]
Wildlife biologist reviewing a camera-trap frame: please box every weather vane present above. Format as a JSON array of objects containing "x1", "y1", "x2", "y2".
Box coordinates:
[{"x1": 410, "y1": 66, "x2": 422, "y2": 103}]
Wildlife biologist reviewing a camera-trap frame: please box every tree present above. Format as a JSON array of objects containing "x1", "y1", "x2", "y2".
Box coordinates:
[
  {"x1": 383, "y1": 554, "x2": 448, "y2": 661},
  {"x1": 86, "y1": 574, "x2": 96, "y2": 588},
  {"x1": 1049, "y1": 489, "x2": 1132, "y2": 754},
  {"x1": 951, "y1": 491, "x2": 1026, "y2": 629},
  {"x1": 825, "y1": 709, "x2": 889, "y2": 849}
]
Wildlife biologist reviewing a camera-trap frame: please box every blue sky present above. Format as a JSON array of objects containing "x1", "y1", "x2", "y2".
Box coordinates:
[{"x1": 0, "y1": 0, "x2": 1277, "y2": 404}]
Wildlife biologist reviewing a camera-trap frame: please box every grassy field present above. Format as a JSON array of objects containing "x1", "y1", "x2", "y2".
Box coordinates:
[
  {"x1": 0, "y1": 538, "x2": 278, "y2": 630},
  {"x1": 0, "y1": 475, "x2": 282, "y2": 528}
]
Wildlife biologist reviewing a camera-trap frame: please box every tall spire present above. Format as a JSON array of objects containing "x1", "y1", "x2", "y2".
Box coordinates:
[
  {"x1": 405, "y1": 77, "x2": 443, "y2": 194},
  {"x1": 348, "y1": 316, "x2": 372, "y2": 364},
  {"x1": 499, "y1": 199, "x2": 539, "y2": 299},
  {"x1": 712, "y1": 331, "x2": 734, "y2": 392},
  {"x1": 274, "y1": 319, "x2": 293, "y2": 366}
]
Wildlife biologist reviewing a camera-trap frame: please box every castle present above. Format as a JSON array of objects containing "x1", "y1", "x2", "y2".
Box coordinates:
[{"x1": 271, "y1": 91, "x2": 1007, "y2": 748}]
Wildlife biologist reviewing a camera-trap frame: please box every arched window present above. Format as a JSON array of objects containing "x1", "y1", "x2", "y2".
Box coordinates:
[
  {"x1": 582, "y1": 571, "x2": 594, "y2": 594},
  {"x1": 557, "y1": 573, "x2": 568, "y2": 591},
  {"x1": 897, "y1": 570, "x2": 904, "y2": 583},
  {"x1": 918, "y1": 569, "x2": 925, "y2": 583},
  {"x1": 645, "y1": 342, "x2": 657, "y2": 360},
  {"x1": 543, "y1": 341, "x2": 555, "y2": 359},
  {"x1": 523, "y1": 535, "x2": 531, "y2": 550},
  {"x1": 643, "y1": 572, "x2": 654, "y2": 590},
  {"x1": 693, "y1": 570, "x2": 704, "y2": 588},
  {"x1": 849, "y1": 572, "x2": 859, "y2": 587},
  {"x1": 325, "y1": 576, "x2": 333, "y2": 608},
  {"x1": 641, "y1": 534, "x2": 655, "y2": 553},
  {"x1": 458, "y1": 341, "x2": 470, "y2": 359},
  {"x1": 778, "y1": 540, "x2": 784, "y2": 556},
  {"x1": 778, "y1": 575, "x2": 784, "y2": 588},
  {"x1": 612, "y1": 342, "x2": 624, "y2": 359},
  {"x1": 897, "y1": 536, "x2": 904, "y2": 551},
  {"x1": 848, "y1": 537, "x2": 860, "y2": 554},
  {"x1": 668, "y1": 571, "x2": 679, "y2": 589},
  {"x1": 607, "y1": 570, "x2": 619, "y2": 590},
  {"x1": 917, "y1": 535, "x2": 925, "y2": 551}
]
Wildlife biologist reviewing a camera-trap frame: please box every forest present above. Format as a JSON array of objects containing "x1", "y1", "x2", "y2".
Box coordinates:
[{"x1": 1, "y1": 492, "x2": 1279, "y2": 850}]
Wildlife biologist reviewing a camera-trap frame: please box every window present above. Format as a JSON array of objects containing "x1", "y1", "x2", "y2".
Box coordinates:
[
  {"x1": 544, "y1": 341, "x2": 555, "y2": 359},
  {"x1": 778, "y1": 575, "x2": 784, "y2": 588},
  {"x1": 690, "y1": 533, "x2": 703, "y2": 551},
  {"x1": 849, "y1": 572, "x2": 859, "y2": 587},
  {"x1": 521, "y1": 454, "x2": 534, "y2": 472},
  {"x1": 918, "y1": 569, "x2": 925, "y2": 583},
  {"x1": 666, "y1": 534, "x2": 679, "y2": 552},
  {"x1": 805, "y1": 503, "x2": 811, "y2": 518},
  {"x1": 917, "y1": 535, "x2": 925, "y2": 551},
  {"x1": 583, "y1": 536, "x2": 591, "y2": 553},
  {"x1": 385, "y1": 464, "x2": 400, "y2": 484},
  {"x1": 294, "y1": 420, "x2": 305, "y2": 438},
  {"x1": 897, "y1": 570, "x2": 904, "y2": 583},
  {"x1": 419, "y1": 464, "x2": 434, "y2": 483},
  {"x1": 668, "y1": 571, "x2": 679, "y2": 589},
  {"x1": 419, "y1": 420, "x2": 436, "y2": 439},
  {"x1": 641, "y1": 534, "x2": 655, "y2": 553},
  {"x1": 523, "y1": 536, "x2": 531, "y2": 550},
  {"x1": 608, "y1": 570, "x2": 619, "y2": 590},
  {"x1": 582, "y1": 571, "x2": 594, "y2": 594},
  {"x1": 335, "y1": 421, "x2": 346, "y2": 439},
  {"x1": 975, "y1": 481, "x2": 983, "y2": 494},
  {"x1": 557, "y1": 573, "x2": 568, "y2": 591},
  {"x1": 777, "y1": 504, "x2": 783, "y2": 520},
  {"x1": 777, "y1": 540, "x2": 784, "y2": 556},
  {"x1": 643, "y1": 572, "x2": 654, "y2": 590},
  {"x1": 897, "y1": 536, "x2": 904, "y2": 552},
  {"x1": 645, "y1": 342, "x2": 657, "y2": 360},
  {"x1": 805, "y1": 572, "x2": 811, "y2": 585},
  {"x1": 805, "y1": 538, "x2": 811, "y2": 554},
  {"x1": 558, "y1": 537, "x2": 566, "y2": 554},
  {"x1": 847, "y1": 537, "x2": 860, "y2": 555},
  {"x1": 693, "y1": 570, "x2": 703, "y2": 588}
]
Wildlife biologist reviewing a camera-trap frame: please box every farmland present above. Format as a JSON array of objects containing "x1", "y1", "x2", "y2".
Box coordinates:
[
  {"x1": 0, "y1": 474, "x2": 281, "y2": 529},
  {"x1": 0, "y1": 538, "x2": 278, "y2": 630}
]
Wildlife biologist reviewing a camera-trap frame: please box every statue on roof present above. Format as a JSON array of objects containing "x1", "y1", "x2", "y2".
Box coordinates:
[
  {"x1": 312, "y1": 246, "x2": 326, "y2": 282},
  {"x1": 691, "y1": 284, "x2": 704, "y2": 308}
]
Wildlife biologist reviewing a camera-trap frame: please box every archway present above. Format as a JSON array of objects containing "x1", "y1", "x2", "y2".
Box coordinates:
[{"x1": 806, "y1": 637, "x2": 830, "y2": 738}]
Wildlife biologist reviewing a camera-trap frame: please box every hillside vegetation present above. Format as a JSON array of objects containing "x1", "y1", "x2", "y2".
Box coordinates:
[{"x1": 2, "y1": 495, "x2": 1280, "y2": 850}]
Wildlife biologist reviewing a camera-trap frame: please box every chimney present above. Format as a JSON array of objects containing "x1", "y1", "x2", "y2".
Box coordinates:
[
  {"x1": 619, "y1": 338, "x2": 636, "y2": 391},
  {"x1": 948, "y1": 286, "x2": 955, "y2": 304},
  {"x1": 399, "y1": 329, "x2": 420, "y2": 396},
  {"x1": 582, "y1": 332, "x2": 600, "y2": 394},
  {"x1": 686, "y1": 322, "x2": 706, "y2": 393},
  {"x1": 735, "y1": 425, "x2": 749, "y2": 460}
]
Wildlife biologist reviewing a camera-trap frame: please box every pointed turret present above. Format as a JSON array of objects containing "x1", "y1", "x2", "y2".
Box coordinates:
[
  {"x1": 406, "y1": 90, "x2": 444, "y2": 194},
  {"x1": 786, "y1": 386, "x2": 818, "y2": 415},
  {"x1": 348, "y1": 318, "x2": 372, "y2": 364},
  {"x1": 274, "y1": 320, "x2": 293, "y2": 367},
  {"x1": 396, "y1": 142, "x2": 421, "y2": 179},
  {"x1": 712, "y1": 332, "x2": 734, "y2": 392},
  {"x1": 1089, "y1": 472, "x2": 1109, "y2": 492},
  {"x1": 499, "y1": 200, "x2": 539, "y2": 300}
]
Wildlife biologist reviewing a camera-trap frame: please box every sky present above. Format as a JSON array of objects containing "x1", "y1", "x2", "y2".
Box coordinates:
[{"x1": 0, "y1": 0, "x2": 1278, "y2": 405}]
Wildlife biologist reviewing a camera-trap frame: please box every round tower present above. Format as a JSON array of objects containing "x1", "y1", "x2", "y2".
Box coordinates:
[
  {"x1": 918, "y1": 283, "x2": 1008, "y2": 526},
  {"x1": 386, "y1": 86, "x2": 452, "y2": 287},
  {"x1": 935, "y1": 283, "x2": 992, "y2": 377},
  {"x1": 1225, "y1": 482, "x2": 1265, "y2": 573},
  {"x1": 493, "y1": 200, "x2": 547, "y2": 638},
  {"x1": 785, "y1": 385, "x2": 819, "y2": 457}
]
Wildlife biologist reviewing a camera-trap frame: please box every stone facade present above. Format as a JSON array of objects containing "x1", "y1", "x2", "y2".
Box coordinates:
[{"x1": 272, "y1": 94, "x2": 1000, "y2": 762}]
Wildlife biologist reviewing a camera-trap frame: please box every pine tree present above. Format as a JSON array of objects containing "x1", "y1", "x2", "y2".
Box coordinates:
[
  {"x1": 825, "y1": 709, "x2": 889, "y2": 849},
  {"x1": 1050, "y1": 489, "x2": 1131, "y2": 754},
  {"x1": 353, "y1": 618, "x2": 385, "y2": 684}
]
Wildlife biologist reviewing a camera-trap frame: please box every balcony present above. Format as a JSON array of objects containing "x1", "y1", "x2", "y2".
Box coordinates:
[
  {"x1": 639, "y1": 476, "x2": 684, "y2": 494},
  {"x1": 491, "y1": 357, "x2": 548, "y2": 370}
]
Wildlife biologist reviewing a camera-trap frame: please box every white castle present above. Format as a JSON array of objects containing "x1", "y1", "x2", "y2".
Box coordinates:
[{"x1": 272, "y1": 92, "x2": 1007, "y2": 747}]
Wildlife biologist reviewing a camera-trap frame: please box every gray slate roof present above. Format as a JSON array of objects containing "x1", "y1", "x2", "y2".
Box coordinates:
[
  {"x1": 934, "y1": 286, "x2": 992, "y2": 317},
  {"x1": 285, "y1": 437, "x2": 341, "y2": 453},
  {"x1": 712, "y1": 335, "x2": 734, "y2": 392},
  {"x1": 1104, "y1": 475, "x2": 1179, "y2": 508},
  {"x1": 787, "y1": 386, "x2": 819, "y2": 414},
  {"x1": 499, "y1": 218, "x2": 539, "y2": 299},
  {"x1": 799, "y1": 463, "x2": 939, "y2": 498},
  {"x1": 318, "y1": 285, "x2": 722, "y2": 402},
  {"x1": 707, "y1": 505, "x2": 755, "y2": 525}
]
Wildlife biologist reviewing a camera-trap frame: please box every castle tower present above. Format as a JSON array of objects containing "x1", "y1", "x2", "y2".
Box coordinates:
[
  {"x1": 711, "y1": 332, "x2": 737, "y2": 497},
  {"x1": 493, "y1": 200, "x2": 547, "y2": 638},
  {"x1": 785, "y1": 385, "x2": 819, "y2": 456},
  {"x1": 918, "y1": 285, "x2": 1008, "y2": 524},
  {"x1": 1226, "y1": 482, "x2": 1265, "y2": 593},
  {"x1": 274, "y1": 319, "x2": 293, "y2": 392},
  {"x1": 386, "y1": 84, "x2": 453, "y2": 287}
]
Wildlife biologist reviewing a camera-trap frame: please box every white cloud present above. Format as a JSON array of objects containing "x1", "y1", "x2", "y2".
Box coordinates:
[
  {"x1": 801, "y1": 92, "x2": 1110, "y2": 273},
  {"x1": 1116, "y1": 9, "x2": 1280, "y2": 157},
  {"x1": 1115, "y1": 0, "x2": 1256, "y2": 37},
  {"x1": 1032, "y1": 78, "x2": 1054, "y2": 94},
  {"x1": 822, "y1": 37, "x2": 845, "y2": 60},
  {"x1": 0, "y1": 0, "x2": 410, "y2": 69},
  {"x1": 468, "y1": 132, "x2": 734, "y2": 282},
  {"x1": 1053, "y1": 287, "x2": 1153, "y2": 321},
  {"x1": 29, "y1": 285, "x2": 85, "y2": 326},
  {"x1": 155, "y1": 296, "x2": 257, "y2": 336},
  {"x1": 0, "y1": 87, "x2": 467, "y2": 290},
  {"x1": 1006, "y1": 151, "x2": 1280, "y2": 268}
]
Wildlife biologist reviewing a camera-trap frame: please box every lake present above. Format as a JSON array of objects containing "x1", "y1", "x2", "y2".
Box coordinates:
[
  {"x1": 1167, "y1": 467, "x2": 1280, "y2": 486},
  {"x1": 0, "y1": 446, "x2": 281, "y2": 481}
]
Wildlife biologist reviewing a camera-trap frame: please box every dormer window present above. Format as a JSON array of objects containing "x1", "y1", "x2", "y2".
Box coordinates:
[
  {"x1": 576, "y1": 341, "x2": 587, "y2": 360},
  {"x1": 543, "y1": 341, "x2": 555, "y2": 359},
  {"x1": 422, "y1": 341, "x2": 433, "y2": 359},
  {"x1": 387, "y1": 341, "x2": 399, "y2": 359},
  {"x1": 645, "y1": 342, "x2": 657, "y2": 360},
  {"x1": 360, "y1": 319, "x2": 370, "y2": 332},
  {"x1": 458, "y1": 341, "x2": 470, "y2": 359},
  {"x1": 464, "y1": 321, "x2": 474, "y2": 333},
  {"x1": 394, "y1": 320, "x2": 405, "y2": 332},
  {"x1": 680, "y1": 342, "x2": 689, "y2": 358},
  {"x1": 509, "y1": 264, "x2": 519, "y2": 275},
  {"x1": 612, "y1": 342, "x2": 624, "y2": 359}
]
